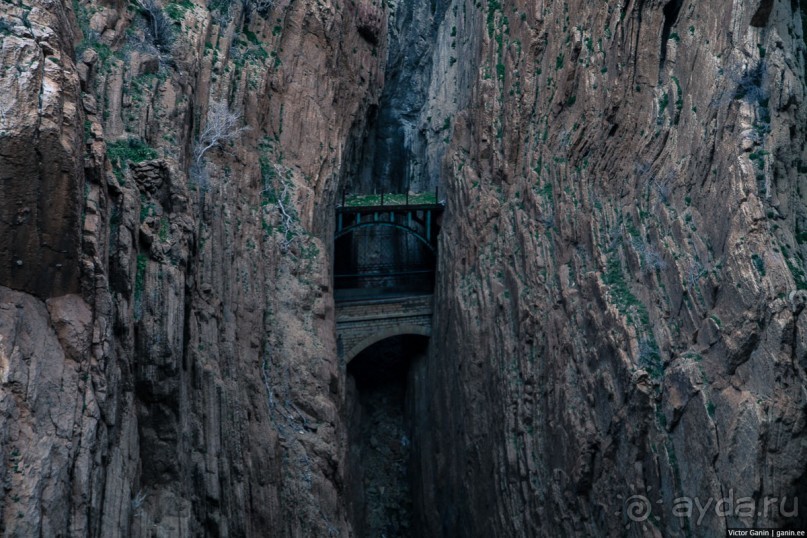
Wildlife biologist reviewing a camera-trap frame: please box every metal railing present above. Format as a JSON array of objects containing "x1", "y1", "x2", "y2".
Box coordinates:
[
  {"x1": 339, "y1": 187, "x2": 441, "y2": 208},
  {"x1": 334, "y1": 190, "x2": 443, "y2": 299}
]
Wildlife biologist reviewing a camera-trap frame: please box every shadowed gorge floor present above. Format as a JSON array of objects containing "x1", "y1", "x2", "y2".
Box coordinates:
[{"x1": 346, "y1": 335, "x2": 428, "y2": 537}]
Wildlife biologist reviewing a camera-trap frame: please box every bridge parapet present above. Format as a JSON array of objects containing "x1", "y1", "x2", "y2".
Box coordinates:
[
  {"x1": 333, "y1": 194, "x2": 444, "y2": 296},
  {"x1": 336, "y1": 295, "x2": 433, "y2": 362}
]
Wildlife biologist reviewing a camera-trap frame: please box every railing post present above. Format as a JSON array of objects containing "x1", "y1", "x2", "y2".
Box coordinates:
[
  {"x1": 406, "y1": 191, "x2": 409, "y2": 206},
  {"x1": 426, "y1": 210, "x2": 432, "y2": 241},
  {"x1": 435, "y1": 186, "x2": 439, "y2": 203},
  {"x1": 381, "y1": 192, "x2": 384, "y2": 206},
  {"x1": 342, "y1": 187, "x2": 346, "y2": 207}
]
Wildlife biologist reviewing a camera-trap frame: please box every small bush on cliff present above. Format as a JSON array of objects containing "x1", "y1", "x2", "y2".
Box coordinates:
[
  {"x1": 711, "y1": 60, "x2": 769, "y2": 110},
  {"x1": 632, "y1": 237, "x2": 667, "y2": 274},
  {"x1": 107, "y1": 138, "x2": 158, "y2": 182},
  {"x1": 652, "y1": 176, "x2": 672, "y2": 205},
  {"x1": 136, "y1": 0, "x2": 174, "y2": 54},
  {"x1": 752, "y1": 253, "x2": 766, "y2": 276},
  {"x1": 638, "y1": 339, "x2": 663, "y2": 379},
  {"x1": 133, "y1": 253, "x2": 147, "y2": 321},
  {"x1": 732, "y1": 62, "x2": 767, "y2": 104},
  {"x1": 0, "y1": 18, "x2": 13, "y2": 35}
]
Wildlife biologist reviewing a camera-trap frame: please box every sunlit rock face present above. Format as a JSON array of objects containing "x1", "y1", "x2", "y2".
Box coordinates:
[{"x1": 1, "y1": 0, "x2": 806, "y2": 535}]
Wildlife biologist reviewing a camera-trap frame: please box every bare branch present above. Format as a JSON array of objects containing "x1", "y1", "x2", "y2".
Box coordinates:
[
  {"x1": 685, "y1": 260, "x2": 704, "y2": 290},
  {"x1": 631, "y1": 237, "x2": 667, "y2": 274},
  {"x1": 193, "y1": 100, "x2": 249, "y2": 166},
  {"x1": 276, "y1": 182, "x2": 297, "y2": 251},
  {"x1": 190, "y1": 100, "x2": 249, "y2": 190}
]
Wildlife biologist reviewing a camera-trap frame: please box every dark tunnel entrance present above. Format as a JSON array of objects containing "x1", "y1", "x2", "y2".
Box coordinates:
[{"x1": 345, "y1": 334, "x2": 428, "y2": 537}]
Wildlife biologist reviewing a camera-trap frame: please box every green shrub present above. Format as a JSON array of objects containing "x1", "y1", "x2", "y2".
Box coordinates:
[
  {"x1": 751, "y1": 253, "x2": 766, "y2": 276},
  {"x1": 107, "y1": 139, "x2": 158, "y2": 182}
]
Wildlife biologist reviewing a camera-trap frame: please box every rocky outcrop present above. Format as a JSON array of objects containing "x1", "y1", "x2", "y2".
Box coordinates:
[{"x1": 0, "y1": 0, "x2": 84, "y2": 298}]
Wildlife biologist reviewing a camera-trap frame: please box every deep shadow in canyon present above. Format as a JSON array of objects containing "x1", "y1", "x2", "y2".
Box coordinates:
[
  {"x1": 340, "y1": 0, "x2": 453, "y2": 533},
  {"x1": 345, "y1": 335, "x2": 428, "y2": 537}
]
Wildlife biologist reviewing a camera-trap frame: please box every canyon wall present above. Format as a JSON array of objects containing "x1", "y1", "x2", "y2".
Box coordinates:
[
  {"x1": 0, "y1": 0, "x2": 806, "y2": 536},
  {"x1": 1, "y1": 0, "x2": 388, "y2": 534},
  {"x1": 414, "y1": 0, "x2": 807, "y2": 536}
]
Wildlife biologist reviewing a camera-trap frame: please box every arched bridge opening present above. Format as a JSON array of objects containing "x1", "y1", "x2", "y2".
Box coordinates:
[{"x1": 345, "y1": 333, "x2": 429, "y2": 537}]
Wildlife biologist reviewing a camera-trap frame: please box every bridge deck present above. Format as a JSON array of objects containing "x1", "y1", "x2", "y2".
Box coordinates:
[
  {"x1": 336, "y1": 203, "x2": 444, "y2": 213},
  {"x1": 334, "y1": 288, "x2": 433, "y2": 303},
  {"x1": 336, "y1": 294, "x2": 433, "y2": 318},
  {"x1": 337, "y1": 190, "x2": 440, "y2": 209}
]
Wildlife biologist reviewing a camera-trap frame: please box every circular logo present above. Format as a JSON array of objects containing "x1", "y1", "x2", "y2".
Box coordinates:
[{"x1": 625, "y1": 495, "x2": 652, "y2": 522}]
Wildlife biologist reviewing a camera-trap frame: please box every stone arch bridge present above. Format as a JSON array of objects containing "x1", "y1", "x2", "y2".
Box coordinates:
[
  {"x1": 333, "y1": 193, "x2": 442, "y2": 361},
  {"x1": 336, "y1": 295, "x2": 433, "y2": 362}
]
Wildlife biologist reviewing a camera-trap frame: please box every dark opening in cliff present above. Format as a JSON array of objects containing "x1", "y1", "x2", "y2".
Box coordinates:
[
  {"x1": 345, "y1": 335, "x2": 428, "y2": 537},
  {"x1": 660, "y1": 0, "x2": 684, "y2": 68},
  {"x1": 334, "y1": 226, "x2": 437, "y2": 301}
]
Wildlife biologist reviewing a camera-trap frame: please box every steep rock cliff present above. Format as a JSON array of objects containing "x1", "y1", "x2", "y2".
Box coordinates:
[
  {"x1": 413, "y1": 0, "x2": 807, "y2": 536},
  {"x1": 1, "y1": 0, "x2": 387, "y2": 534},
  {"x1": 1, "y1": 0, "x2": 806, "y2": 536}
]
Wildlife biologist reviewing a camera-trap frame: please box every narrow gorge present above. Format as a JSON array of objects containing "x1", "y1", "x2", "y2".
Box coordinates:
[{"x1": 1, "y1": 0, "x2": 806, "y2": 536}]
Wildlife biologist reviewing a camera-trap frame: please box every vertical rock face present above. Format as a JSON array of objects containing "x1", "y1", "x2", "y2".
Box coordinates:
[
  {"x1": 1, "y1": 0, "x2": 386, "y2": 534},
  {"x1": 0, "y1": 0, "x2": 84, "y2": 298},
  {"x1": 413, "y1": 0, "x2": 807, "y2": 536},
  {"x1": 353, "y1": 0, "x2": 448, "y2": 192},
  {"x1": 1, "y1": 0, "x2": 806, "y2": 536},
  {"x1": 350, "y1": 0, "x2": 478, "y2": 194}
]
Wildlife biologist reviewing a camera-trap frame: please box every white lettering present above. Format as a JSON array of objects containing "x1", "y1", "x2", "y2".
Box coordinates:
[
  {"x1": 781, "y1": 496, "x2": 799, "y2": 518},
  {"x1": 736, "y1": 497, "x2": 755, "y2": 518},
  {"x1": 672, "y1": 497, "x2": 692, "y2": 518},
  {"x1": 716, "y1": 489, "x2": 735, "y2": 517},
  {"x1": 694, "y1": 496, "x2": 714, "y2": 525}
]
